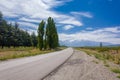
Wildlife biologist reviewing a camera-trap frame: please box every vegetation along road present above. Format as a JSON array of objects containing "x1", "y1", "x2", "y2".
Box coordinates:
[
  {"x1": 0, "y1": 47, "x2": 120, "y2": 80},
  {"x1": 43, "y1": 49, "x2": 120, "y2": 80},
  {"x1": 0, "y1": 48, "x2": 73, "y2": 80}
]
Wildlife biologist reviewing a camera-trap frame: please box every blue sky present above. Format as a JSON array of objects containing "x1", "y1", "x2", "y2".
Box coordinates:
[{"x1": 0, "y1": 0, "x2": 120, "y2": 46}]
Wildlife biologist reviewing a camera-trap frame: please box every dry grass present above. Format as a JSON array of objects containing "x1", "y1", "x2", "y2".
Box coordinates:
[
  {"x1": 76, "y1": 47, "x2": 120, "y2": 78},
  {"x1": 0, "y1": 47, "x2": 54, "y2": 61},
  {"x1": 76, "y1": 47, "x2": 120, "y2": 64}
]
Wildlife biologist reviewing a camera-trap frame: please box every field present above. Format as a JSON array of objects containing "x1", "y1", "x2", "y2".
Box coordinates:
[
  {"x1": 76, "y1": 46, "x2": 120, "y2": 64},
  {"x1": 0, "y1": 47, "x2": 56, "y2": 61}
]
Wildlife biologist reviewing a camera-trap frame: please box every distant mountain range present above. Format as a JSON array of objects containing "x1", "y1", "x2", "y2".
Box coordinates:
[{"x1": 60, "y1": 40, "x2": 120, "y2": 47}]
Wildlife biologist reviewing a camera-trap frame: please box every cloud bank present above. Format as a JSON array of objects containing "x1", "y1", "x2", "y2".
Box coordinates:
[{"x1": 59, "y1": 27, "x2": 120, "y2": 44}]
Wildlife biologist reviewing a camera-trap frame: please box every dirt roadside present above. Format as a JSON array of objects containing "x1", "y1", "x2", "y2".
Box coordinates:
[{"x1": 43, "y1": 50, "x2": 119, "y2": 80}]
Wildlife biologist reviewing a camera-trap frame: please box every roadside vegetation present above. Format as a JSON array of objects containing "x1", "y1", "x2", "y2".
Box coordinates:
[
  {"x1": 76, "y1": 46, "x2": 120, "y2": 64},
  {"x1": 0, "y1": 47, "x2": 55, "y2": 61},
  {"x1": 0, "y1": 11, "x2": 60, "y2": 61},
  {"x1": 76, "y1": 46, "x2": 120, "y2": 78},
  {"x1": 111, "y1": 68, "x2": 120, "y2": 78}
]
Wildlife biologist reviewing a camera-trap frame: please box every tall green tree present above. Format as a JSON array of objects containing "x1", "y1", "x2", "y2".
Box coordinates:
[
  {"x1": 0, "y1": 11, "x2": 3, "y2": 25},
  {"x1": 44, "y1": 30, "x2": 47, "y2": 49},
  {"x1": 13, "y1": 22, "x2": 19, "y2": 47},
  {"x1": 0, "y1": 11, "x2": 37, "y2": 48},
  {"x1": 0, "y1": 11, "x2": 3, "y2": 48},
  {"x1": 46, "y1": 17, "x2": 52, "y2": 49},
  {"x1": 38, "y1": 20, "x2": 45, "y2": 50},
  {"x1": 46, "y1": 17, "x2": 59, "y2": 49},
  {"x1": 51, "y1": 18, "x2": 59, "y2": 48},
  {"x1": 6, "y1": 23, "x2": 13, "y2": 48},
  {"x1": 0, "y1": 19, "x2": 8, "y2": 48},
  {"x1": 31, "y1": 32, "x2": 37, "y2": 47}
]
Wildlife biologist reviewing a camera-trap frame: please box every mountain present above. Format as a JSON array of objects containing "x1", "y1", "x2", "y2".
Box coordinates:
[{"x1": 60, "y1": 40, "x2": 114, "y2": 47}]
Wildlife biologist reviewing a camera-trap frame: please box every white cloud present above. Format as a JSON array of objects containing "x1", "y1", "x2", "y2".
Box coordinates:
[
  {"x1": 58, "y1": 17, "x2": 83, "y2": 26},
  {"x1": 71, "y1": 12, "x2": 93, "y2": 18},
  {"x1": 17, "y1": 21, "x2": 38, "y2": 35},
  {"x1": 2, "y1": 11, "x2": 18, "y2": 17},
  {"x1": 63, "y1": 25, "x2": 74, "y2": 30},
  {"x1": 0, "y1": 0, "x2": 62, "y2": 18},
  {"x1": 19, "y1": 17, "x2": 41, "y2": 23},
  {"x1": 103, "y1": 27, "x2": 120, "y2": 33},
  {"x1": 59, "y1": 26, "x2": 120, "y2": 44},
  {"x1": 91, "y1": 27, "x2": 120, "y2": 33},
  {"x1": 18, "y1": 22, "x2": 38, "y2": 30},
  {"x1": 0, "y1": 0, "x2": 88, "y2": 30}
]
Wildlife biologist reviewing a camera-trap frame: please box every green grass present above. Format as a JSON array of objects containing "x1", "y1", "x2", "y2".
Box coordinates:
[
  {"x1": 0, "y1": 47, "x2": 56, "y2": 61},
  {"x1": 94, "y1": 53, "x2": 104, "y2": 60},
  {"x1": 92, "y1": 60, "x2": 99, "y2": 64},
  {"x1": 77, "y1": 48, "x2": 106, "y2": 60},
  {"x1": 117, "y1": 75, "x2": 120, "y2": 78},
  {"x1": 111, "y1": 68, "x2": 120, "y2": 78},
  {"x1": 111, "y1": 68, "x2": 120, "y2": 73},
  {"x1": 104, "y1": 64, "x2": 110, "y2": 67}
]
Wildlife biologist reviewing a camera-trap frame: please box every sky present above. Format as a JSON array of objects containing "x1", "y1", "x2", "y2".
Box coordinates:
[{"x1": 0, "y1": 0, "x2": 120, "y2": 46}]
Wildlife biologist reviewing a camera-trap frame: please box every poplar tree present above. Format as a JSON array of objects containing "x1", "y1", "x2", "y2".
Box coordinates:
[
  {"x1": 44, "y1": 30, "x2": 47, "y2": 50},
  {"x1": 46, "y1": 17, "x2": 52, "y2": 49},
  {"x1": 46, "y1": 17, "x2": 59, "y2": 49},
  {"x1": 38, "y1": 20, "x2": 45, "y2": 50},
  {"x1": 51, "y1": 18, "x2": 59, "y2": 48}
]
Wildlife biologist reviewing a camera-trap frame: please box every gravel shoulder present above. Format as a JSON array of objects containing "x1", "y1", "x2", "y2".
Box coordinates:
[{"x1": 43, "y1": 50, "x2": 119, "y2": 80}]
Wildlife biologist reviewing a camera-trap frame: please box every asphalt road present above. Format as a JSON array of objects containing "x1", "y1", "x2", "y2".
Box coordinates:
[{"x1": 0, "y1": 48, "x2": 73, "y2": 80}]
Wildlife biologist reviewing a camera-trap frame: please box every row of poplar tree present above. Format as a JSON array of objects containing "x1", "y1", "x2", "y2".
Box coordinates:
[
  {"x1": 0, "y1": 11, "x2": 59, "y2": 49},
  {"x1": 38, "y1": 17, "x2": 59, "y2": 50}
]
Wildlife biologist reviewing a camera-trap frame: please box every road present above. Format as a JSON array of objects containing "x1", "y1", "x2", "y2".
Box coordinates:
[
  {"x1": 0, "y1": 48, "x2": 73, "y2": 80},
  {"x1": 43, "y1": 50, "x2": 119, "y2": 80}
]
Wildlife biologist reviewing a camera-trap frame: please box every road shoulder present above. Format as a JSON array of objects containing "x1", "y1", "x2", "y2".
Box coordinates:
[{"x1": 43, "y1": 50, "x2": 119, "y2": 80}]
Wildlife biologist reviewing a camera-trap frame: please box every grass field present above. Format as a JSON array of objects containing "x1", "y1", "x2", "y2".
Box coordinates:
[
  {"x1": 76, "y1": 46, "x2": 120, "y2": 64},
  {"x1": 0, "y1": 47, "x2": 58, "y2": 61},
  {"x1": 76, "y1": 46, "x2": 120, "y2": 78}
]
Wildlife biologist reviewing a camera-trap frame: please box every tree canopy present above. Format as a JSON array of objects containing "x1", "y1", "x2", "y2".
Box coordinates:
[
  {"x1": 0, "y1": 11, "x2": 37, "y2": 48},
  {"x1": 0, "y1": 11, "x2": 59, "y2": 50},
  {"x1": 38, "y1": 17, "x2": 59, "y2": 50}
]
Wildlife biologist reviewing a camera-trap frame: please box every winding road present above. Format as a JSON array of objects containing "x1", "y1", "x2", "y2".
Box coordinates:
[
  {"x1": 0, "y1": 48, "x2": 119, "y2": 80},
  {"x1": 0, "y1": 48, "x2": 73, "y2": 80}
]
